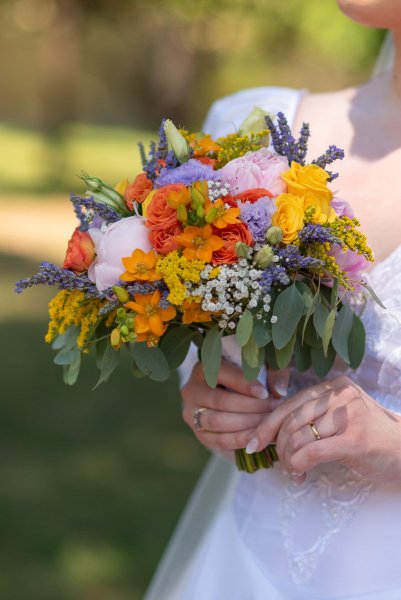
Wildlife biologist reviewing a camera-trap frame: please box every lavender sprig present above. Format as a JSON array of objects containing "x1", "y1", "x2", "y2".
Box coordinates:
[
  {"x1": 311, "y1": 145, "x2": 345, "y2": 181},
  {"x1": 298, "y1": 223, "x2": 342, "y2": 246},
  {"x1": 276, "y1": 245, "x2": 325, "y2": 270},
  {"x1": 15, "y1": 262, "x2": 102, "y2": 297},
  {"x1": 70, "y1": 194, "x2": 120, "y2": 228}
]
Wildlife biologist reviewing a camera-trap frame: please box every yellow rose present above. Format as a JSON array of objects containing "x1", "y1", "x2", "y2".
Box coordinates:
[
  {"x1": 141, "y1": 189, "x2": 157, "y2": 217},
  {"x1": 271, "y1": 193, "x2": 305, "y2": 244},
  {"x1": 303, "y1": 191, "x2": 336, "y2": 225},
  {"x1": 281, "y1": 162, "x2": 333, "y2": 203}
]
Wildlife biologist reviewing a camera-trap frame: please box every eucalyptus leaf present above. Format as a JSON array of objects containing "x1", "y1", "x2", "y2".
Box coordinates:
[
  {"x1": 253, "y1": 319, "x2": 272, "y2": 348},
  {"x1": 54, "y1": 348, "x2": 79, "y2": 366},
  {"x1": 311, "y1": 344, "x2": 336, "y2": 378},
  {"x1": 302, "y1": 287, "x2": 320, "y2": 343},
  {"x1": 275, "y1": 331, "x2": 296, "y2": 369},
  {"x1": 322, "y1": 309, "x2": 336, "y2": 357},
  {"x1": 330, "y1": 278, "x2": 339, "y2": 310},
  {"x1": 348, "y1": 314, "x2": 366, "y2": 369},
  {"x1": 236, "y1": 309, "x2": 254, "y2": 347},
  {"x1": 242, "y1": 334, "x2": 259, "y2": 368},
  {"x1": 160, "y1": 326, "x2": 195, "y2": 370},
  {"x1": 265, "y1": 342, "x2": 279, "y2": 371},
  {"x1": 201, "y1": 326, "x2": 223, "y2": 388},
  {"x1": 241, "y1": 347, "x2": 264, "y2": 381},
  {"x1": 131, "y1": 343, "x2": 170, "y2": 382},
  {"x1": 63, "y1": 352, "x2": 82, "y2": 386},
  {"x1": 272, "y1": 284, "x2": 305, "y2": 350},
  {"x1": 96, "y1": 337, "x2": 108, "y2": 370},
  {"x1": 313, "y1": 302, "x2": 329, "y2": 339},
  {"x1": 332, "y1": 304, "x2": 353, "y2": 364},
  {"x1": 93, "y1": 343, "x2": 121, "y2": 389},
  {"x1": 52, "y1": 330, "x2": 72, "y2": 351},
  {"x1": 295, "y1": 281, "x2": 314, "y2": 313},
  {"x1": 132, "y1": 359, "x2": 147, "y2": 378},
  {"x1": 302, "y1": 317, "x2": 322, "y2": 349},
  {"x1": 294, "y1": 337, "x2": 312, "y2": 372}
]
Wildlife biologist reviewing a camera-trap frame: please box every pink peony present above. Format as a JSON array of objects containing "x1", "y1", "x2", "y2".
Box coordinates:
[
  {"x1": 88, "y1": 216, "x2": 152, "y2": 291},
  {"x1": 218, "y1": 148, "x2": 288, "y2": 196},
  {"x1": 331, "y1": 196, "x2": 355, "y2": 219}
]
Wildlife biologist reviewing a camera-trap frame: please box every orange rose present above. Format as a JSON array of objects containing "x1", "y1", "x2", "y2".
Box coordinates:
[
  {"x1": 149, "y1": 223, "x2": 182, "y2": 255},
  {"x1": 212, "y1": 222, "x2": 253, "y2": 265},
  {"x1": 63, "y1": 228, "x2": 95, "y2": 273},
  {"x1": 195, "y1": 156, "x2": 217, "y2": 169},
  {"x1": 125, "y1": 173, "x2": 154, "y2": 211},
  {"x1": 146, "y1": 185, "x2": 183, "y2": 230},
  {"x1": 235, "y1": 187, "x2": 273, "y2": 204}
]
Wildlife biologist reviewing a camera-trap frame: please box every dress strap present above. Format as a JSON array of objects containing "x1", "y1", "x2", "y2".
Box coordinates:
[{"x1": 202, "y1": 86, "x2": 307, "y2": 138}]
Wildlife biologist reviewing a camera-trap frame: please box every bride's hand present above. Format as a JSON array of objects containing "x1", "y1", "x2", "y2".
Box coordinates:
[
  {"x1": 181, "y1": 360, "x2": 275, "y2": 454},
  {"x1": 246, "y1": 375, "x2": 401, "y2": 483}
]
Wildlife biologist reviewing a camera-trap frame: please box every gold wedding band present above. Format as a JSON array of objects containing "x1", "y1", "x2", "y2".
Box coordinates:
[
  {"x1": 193, "y1": 407, "x2": 207, "y2": 431},
  {"x1": 309, "y1": 421, "x2": 321, "y2": 441}
]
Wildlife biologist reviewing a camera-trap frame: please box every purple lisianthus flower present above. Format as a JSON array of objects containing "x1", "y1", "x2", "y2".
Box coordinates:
[
  {"x1": 331, "y1": 196, "x2": 355, "y2": 219},
  {"x1": 239, "y1": 196, "x2": 276, "y2": 243},
  {"x1": 155, "y1": 159, "x2": 219, "y2": 187}
]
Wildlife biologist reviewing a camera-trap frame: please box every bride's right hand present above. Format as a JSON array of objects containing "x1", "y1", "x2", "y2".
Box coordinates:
[{"x1": 181, "y1": 360, "x2": 280, "y2": 454}]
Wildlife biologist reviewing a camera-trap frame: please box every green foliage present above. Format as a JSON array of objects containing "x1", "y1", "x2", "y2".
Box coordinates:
[
  {"x1": 332, "y1": 304, "x2": 354, "y2": 364},
  {"x1": 160, "y1": 326, "x2": 195, "y2": 370},
  {"x1": 93, "y1": 343, "x2": 121, "y2": 389},
  {"x1": 201, "y1": 326, "x2": 223, "y2": 388},
  {"x1": 235, "y1": 309, "x2": 253, "y2": 347},
  {"x1": 348, "y1": 314, "x2": 366, "y2": 369},
  {"x1": 272, "y1": 284, "x2": 305, "y2": 350},
  {"x1": 131, "y1": 343, "x2": 170, "y2": 382}
]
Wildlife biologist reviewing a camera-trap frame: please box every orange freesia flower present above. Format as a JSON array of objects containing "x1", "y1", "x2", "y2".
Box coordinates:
[
  {"x1": 120, "y1": 249, "x2": 160, "y2": 282},
  {"x1": 125, "y1": 290, "x2": 176, "y2": 337},
  {"x1": 206, "y1": 198, "x2": 241, "y2": 229},
  {"x1": 175, "y1": 225, "x2": 224, "y2": 262},
  {"x1": 181, "y1": 299, "x2": 212, "y2": 325},
  {"x1": 166, "y1": 184, "x2": 191, "y2": 210}
]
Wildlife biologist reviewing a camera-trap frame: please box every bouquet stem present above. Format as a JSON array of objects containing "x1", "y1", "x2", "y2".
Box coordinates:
[{"x1": 235, "y1": 445, "x2": 278, "y2": 473}]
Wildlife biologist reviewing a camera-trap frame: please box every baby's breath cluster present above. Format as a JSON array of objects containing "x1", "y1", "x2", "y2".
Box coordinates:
[
  {"x1": 207, "y1": 180, "x2": 231, "y2": 201},
  {"x1": 188, "y1": 259, "x2": 271, "y2": 330}
]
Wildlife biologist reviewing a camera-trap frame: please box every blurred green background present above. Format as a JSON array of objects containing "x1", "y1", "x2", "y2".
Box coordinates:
[{"x1": 0, "y1": 0, "x2": 384, "y2": 598}]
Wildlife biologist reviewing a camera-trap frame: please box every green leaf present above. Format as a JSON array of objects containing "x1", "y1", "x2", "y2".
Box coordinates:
[
  {"x1": 330, "y1": 278, "x2": 339, "y2": 310},
  {"x1": 322, "y1": 309, "x2": 336, "y2": 357},
  {"x1": 332, "y1": 304, "x2": 353, "y2": 364},
  {"x1": 241, "y1": 346, "x2": 264, "y2": 381},
  {"x1": 131, "y1": 360, "x2": 147, "y2": 378},
  {"x1": 242, "y1": 334, "x2": 259, "y2": 368},
  {"x1": 54, "y1": 348, "x2": 79, "y2": 366},
  {"x1": 272, "y1": 284, "x2": 305, "y2": 350},
  {"x1": 131, "y1": 343, "x2": 170, "y2": 382},
  {"x1": 294, "y1": 337, "x2": 312, "y2": 372},
  {"x1": 252, "y1": 319, "x2": 271, "y2": 348},
  {"x1": 275, "y1": 331, "x2": 296, "y2": 369},
  {"x1": 265, "y1": 342, "x2": 279, "y2": 371},
  {"x1": 160, "y1": 326, "x2": 195, "y2": 370},
  {"x1": 236, "y1": 309, "x2": 254, "y2": 347},
  {"x1": 51, "y1": 330, "x2": 72, "y2": 351},
  {"x1": 313, "y1": 302, "x2": 329, "y2": 339},
  {"x1": 348, "y1": 314, "x2": 366, "y2": 369},
  {"x1": 301, "y1": 317, "x2": 322, "y2": 349},
  {"x1": 96, "y1": 337, "x2": 108, "y2": 370},
  {"x1": 201, "y1": 326, "x2": 223, "y2": 388},
  {"x1": 93, "y1": 343, "x2": 121, "y2": 389},
  {"x1": 295, "y1": 281, "x2": 314, "y2": 314},
  {"x1": 302, "y1": 286, "x2": 320, "y2": 343},
  {"x1": 63, "y1": 352, "x2": 82, "y2": 386},
  {"x1": 360, "y1": 282, "x2": 386, "y2": 309},
  {"x1": 311, "y1": 344, "x2": 336, "y2": 378}
]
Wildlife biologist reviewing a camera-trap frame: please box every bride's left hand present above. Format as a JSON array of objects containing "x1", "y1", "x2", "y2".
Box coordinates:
[{"x1": 246, "y1": 375, "x2": 401, "y2": 484}]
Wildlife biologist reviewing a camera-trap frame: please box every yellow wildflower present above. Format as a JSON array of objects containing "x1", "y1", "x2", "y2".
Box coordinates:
[{"x1": 156, "y1": 251, "x2": 206, "y2": 306}]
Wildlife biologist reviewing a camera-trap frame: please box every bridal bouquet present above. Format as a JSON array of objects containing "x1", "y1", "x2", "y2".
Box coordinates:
[{"x1": 17, "y1": 108, "x2": 381, "y2": 472}]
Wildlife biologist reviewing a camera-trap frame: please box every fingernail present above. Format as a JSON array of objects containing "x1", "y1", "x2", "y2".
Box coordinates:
[
  {"x1": 291, "y1": 471, "x2": 304, "y2": 477},
  {"x1": 245, "y1": 437, "x2": 259, "y2": 454},
  {"x1": 250, "y1": 383, "x2": 269, "y2": 400},
  {"x1": 274, "y1": 380, "x2": 288, "y2": 398}
]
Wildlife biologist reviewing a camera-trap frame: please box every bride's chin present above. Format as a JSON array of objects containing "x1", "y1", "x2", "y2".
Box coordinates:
[{"x1": 337, "y1": 0, "x2": 401, "y2": 29}]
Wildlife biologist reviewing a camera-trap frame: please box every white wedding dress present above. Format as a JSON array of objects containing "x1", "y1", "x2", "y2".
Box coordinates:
[{"x1": 144, "y1": 87, "x2": 401, "y2": 600}]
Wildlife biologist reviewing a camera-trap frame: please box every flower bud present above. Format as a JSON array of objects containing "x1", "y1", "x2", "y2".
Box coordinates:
[
  {"x1": 164, "y1": 119, "x2": 191, "y2": 164},
  {"x1": 196, "y1": 205, "x2": 205, "y2": 219},
  {"x1": 205, "y1": 207, "x2": 218, "y2": 224},
  {"x1": 235, "y1": 242, "x2": 250, "y2": 258},
  {"x1": 254, "y1": 245, "x2": 274, "y2": 269},
  {"x1": 265, "y1": 226, "x2": 283, "y2": 245},
  {"x1": 239, "y1": 106, "x2": 270, "y2": 136},
  {"x1": 177, "y1": 203, "x2": 188, "y2": 223},
  {"x1": 113, "y1": 285, "x2": 130, "y2": 303},
  {"x1": 111, "y1": 328, "x2": 121, "y2": 349},
  {"x1": 191, "y1": 186, "x2": 205, "y2": 208}
]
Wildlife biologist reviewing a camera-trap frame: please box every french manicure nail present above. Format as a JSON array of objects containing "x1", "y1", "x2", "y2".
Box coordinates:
[
  {"x1": 250, "y1": 383, "x2": 269, "y2": 400},
  {"x1": 245, "y1": 437, "x2": 259, "y2": 454},
  {"x1": 274, "y1": 381, "x2": 288, "y2": 397}
]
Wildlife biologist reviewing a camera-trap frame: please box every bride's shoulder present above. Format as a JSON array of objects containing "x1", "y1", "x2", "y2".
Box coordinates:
[{"x1": 202, "y1": 85, "x2": 307, "y2": 137}]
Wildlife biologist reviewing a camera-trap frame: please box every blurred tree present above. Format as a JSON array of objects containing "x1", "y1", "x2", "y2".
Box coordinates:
[{"x1": 0, "y1": 0, "x2": 385, "y2": 129}]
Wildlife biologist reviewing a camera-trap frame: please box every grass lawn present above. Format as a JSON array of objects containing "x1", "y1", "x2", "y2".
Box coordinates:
[{"x1": 0, "y1": 254, "x2": 208, "y2": 600}]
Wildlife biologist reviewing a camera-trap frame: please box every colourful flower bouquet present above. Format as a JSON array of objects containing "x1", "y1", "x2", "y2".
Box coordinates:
[{"x1": 16, "y1": 108, "x2": 382, "y2": 473}]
